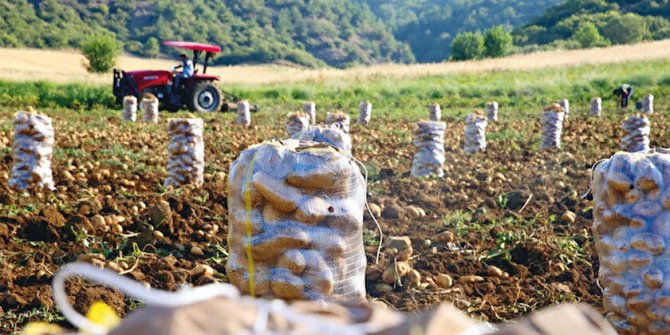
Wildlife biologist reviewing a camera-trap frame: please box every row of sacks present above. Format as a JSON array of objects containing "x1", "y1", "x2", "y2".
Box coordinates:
[{"x1": 122, "y1": 95, "x2": 159, "y2": 123}]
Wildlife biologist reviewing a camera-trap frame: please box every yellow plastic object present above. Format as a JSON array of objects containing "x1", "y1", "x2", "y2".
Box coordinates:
[
  {"x1": 20, "y1": 322, "x2": 63, "y2": 335},
  {"x1": 85, "y1": 301, "x2": 120, "y2": 331}
]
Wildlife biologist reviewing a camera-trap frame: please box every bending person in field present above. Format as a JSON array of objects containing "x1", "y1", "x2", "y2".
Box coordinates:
[
  {"x1": 171, "y1": 53, "x2": 194, "y2": 93},
  {"x1": 613, "y1": 84, "x2": 634, "y2": 109}
]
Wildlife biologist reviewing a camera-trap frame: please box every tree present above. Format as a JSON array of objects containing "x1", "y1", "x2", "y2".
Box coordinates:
[
  {"x1": 144, "y1": 37, "x2": 160, "y2": 57},
  {"x1": 572, "y1": 21, "x2": 608, "y2": 48},
  {"x1": 602, "y1": 13, "x2": 649, "y2": 45},
  {"x1": 450, "y1": 31, "x2": 484, "y2": 61},
  {"x1": 483, "y1": 26, "x2": 513, "y2": 58},
  {"x1": 81, "y1": 34, "x2": 119, "y2": 73}
]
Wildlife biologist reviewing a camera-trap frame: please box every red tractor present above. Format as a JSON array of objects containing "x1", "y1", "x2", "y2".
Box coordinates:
[{"x1": 113, "y1": 41, "x2": 252, "y2": 113}]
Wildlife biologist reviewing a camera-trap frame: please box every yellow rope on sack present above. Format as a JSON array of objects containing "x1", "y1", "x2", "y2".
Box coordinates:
[{"x1": 243, "y1": 153, "x2": 259, "y2": 297}]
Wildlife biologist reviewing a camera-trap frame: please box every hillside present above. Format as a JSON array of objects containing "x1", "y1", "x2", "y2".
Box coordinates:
[
  {"x1": 515, "y1": 0, "x2": 670, "y2": 47},
  {"x1": 0, "y1": 0, "x2": 413, "y2": 68},
  {"x1": 360, "y1": 0, "x2": 563, "y2": 62}
]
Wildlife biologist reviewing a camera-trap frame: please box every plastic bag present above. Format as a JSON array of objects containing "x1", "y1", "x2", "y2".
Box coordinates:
[
  {"x1": 620, "y1": 114, "x2": 650, "y2": 153},
  {"x1": 122, "y1": 96, "x2": 137, "y2": 122},
  {"x1": 464, "y1": 112, "x2": 487, "y2": 154},
  {"x1": 591, "y1": 150, "x2": 670, "y2": 335},
  {"x1": 590, "y1": 97, "x2": 602, "y2": 117},
  {"x1": 237, "y1": 100, "x2": 251, "y2": 127},
  {"x1": 9, "y1": 110, "x2": 55, "y2": 191},
  {"x1": 164, "y1": 118, "x2": 205, "y2": 187},
  {"x1": 358, "y1": 101, "x2": 372, "y2": 125},
  {"x1": 541, "y1": 104, "x2": 565, "y2": 150},
  {"x1": 286, "y1": 112, "x2": 310, "y2": 137},
  {"x1": 304, "y1": 101, "x2": 317, "y2": 125},
  {"x1": 486, "y1": 102, "x2": 498, "y2": 122},
  {"x1": 291, "y1": 125, "x2": 352, "y2": 153},
  {"x1": 429, "y1": 103, "x2": 441, "y2": 121},
  {"x1": 326, "y1": 112, "x2": 351, "y2": 134},
  {"x1": 141, "y1": 96, "x2": 159, "y2": 124},
  {"x1": 226, "y1": 140, "x2": 367, "y2": 303},
  {"x1": 411, "y1": 121, "x2": 445, "y2": 178}
]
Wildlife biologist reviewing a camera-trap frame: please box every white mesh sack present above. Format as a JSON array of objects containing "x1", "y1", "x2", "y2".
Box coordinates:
[
  {"x1": 141, "y1": 96, "x2": 159, "y2": 124},
  {"x1": 285, "y1": 112, "x2": 310, "y2": 137},
  {"x1": 429, "y1": 103, "x2": 441, "y2": 121},
  {"x1": 165, "y1": 118, "x2": 205, "y2": 187},
  {"x1": 226, "y1": 140, "x2": 367, "y2": 303},
  {"x1": 326, "y1": 112, "x2": 351, "y2": 134},
  {"x1": 486, "y1": 101, "x2": 498, "y2": 122},
  {"x1": 237, "y1": 100, "x2": 251, "y2": 127},
  {"x1": 541, "y1": 104, "x2": 565, "y2": 150},
  {"x1": 642, "y1": 94, "x2": 654, "y2": 114},
  {"x1": 591, "y1": 97, "x2": 602, "y2": 117},
  {"x1": 291, "y1": 125, "x2": 352, "y2": 153},
  {"x1": 464, "y1": 113, "x2": 487, "y2": 154},
  {"x1": 559, "y1": 99, "x2": 570, "y2": 118},
  {"x1": 122, "y1": 96, "x2": 137, "y2": 122},
  {"x1": 592, "y1": 150, "x2": 670, "y2": 335},
  {"x1": 411, "y1": 121, "x2": 446, "y2": 178},
  {"x1": 358, "y1": 101, "x2": 372, "y2": 125},
  {"x1": 304, "y1": 101, "x2": 316, "y2": 125},
  {"x1": 621, "y1": 114, "x2": 650, "y2": 153},
  {"x1": 9, "y1": 110, "x2": 55, "y2": 191}
]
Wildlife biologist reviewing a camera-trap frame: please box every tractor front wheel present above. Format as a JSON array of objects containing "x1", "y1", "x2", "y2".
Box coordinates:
[{"x1": 187, "y1": 82, "x2": 223, "y2": 113}]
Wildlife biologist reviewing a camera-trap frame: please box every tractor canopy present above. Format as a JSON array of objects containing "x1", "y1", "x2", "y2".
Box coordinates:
[{"x1": 163, "y1": 41, "x2": 222, "y2": 53}]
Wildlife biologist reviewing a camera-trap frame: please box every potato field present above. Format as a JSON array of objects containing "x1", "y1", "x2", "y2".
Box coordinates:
[{"x1": 1, "y1": 100, "x2": 669, "y2": 334}]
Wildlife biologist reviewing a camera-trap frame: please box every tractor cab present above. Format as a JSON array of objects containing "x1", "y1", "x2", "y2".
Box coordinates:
[{"x1": 113, "y1": 41, "x2": 224, "y2": 112}]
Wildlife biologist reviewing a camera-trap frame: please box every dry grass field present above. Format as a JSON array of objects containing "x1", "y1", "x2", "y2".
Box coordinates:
[{"x1": 2, "y1": 39, "x2": 670, "y2": 86}]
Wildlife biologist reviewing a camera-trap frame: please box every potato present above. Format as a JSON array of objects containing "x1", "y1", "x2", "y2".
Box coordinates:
[
  {"x1": 271, "y1": 270, "x2": 305, "y2": 299},
  {"x1": 252, "y1": 171, "x2": 302, "y2": 212},
  {"x1": 278, "y1": 250, "x2": 307, "y2": 275},
  {"x1": 294, "y1": 197, "x2": 330, "y2": 224},
  {"x1": 250, "y1": 225, "x2": 310, "y2": 261}
]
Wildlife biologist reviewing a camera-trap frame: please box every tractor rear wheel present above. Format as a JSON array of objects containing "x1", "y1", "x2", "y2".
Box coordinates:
[{"x1": 187, "y1": 82, "x2": 223, "y2": 113}]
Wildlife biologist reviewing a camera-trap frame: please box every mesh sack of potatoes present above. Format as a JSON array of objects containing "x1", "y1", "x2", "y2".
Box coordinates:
[
  {"x1": 591, "y1": 97, "x2": 602, "y2": 117},
  {"x1": 358, "y1": 101, "x2": 372, "y2": 125},
  {"x1": 642, "y1": 94, "x2": 654, "y2": 114},
  {"x1": 541, "y1": 104, "x2": 565, "y2": 150},
  {"x1": 226, "y1": 139, "x2": 367, "y2": 302},
  {"x1": 486, "y1": 101, "x2": 498, "y2": 122},
  {"x1": 326, "y1": 112, "x2": 351, "y2": 134},
  {"x1": 590, "y1": 150, "x2": 670, "y2": 334},
  {"x1": 411, "y1": 121, "x2": 446, "y2": 178},
  {"x1": 237, "y1": 100, "x2": 251, "y2": 126},
  {"x1": 9, "y1": 110, "x2": 56, "y2": 191},
  {"x1": 141, "y1": 94, "x2": 159, "y2": 124},
  {"x1": 621, "y1": 114, "x2": 650, "y2": 153},
  {"x1": 286, "y1": 112, "x2": 311, "y2": 137},
  {"x1": 429, "y1": 103, "x2": 441, "y2": 121},
  {"x1": 559, "y1": 99, "x2": 570, "y2": 118},
  {"x1": 291, "y1": 125, "x2": 352, "y2": 153},
  {"x1": 164, "y1": 118, "x2": 205, "y2": 187},
  {"x1": 464, "y1": 112, "x2": 487, "y2": 154},
  {"x1": 122, "y1": 96, "x2": 137, "y2": 122},
  {"x1": 304, "y1": 101, "x2": 317, "y2": 125}
]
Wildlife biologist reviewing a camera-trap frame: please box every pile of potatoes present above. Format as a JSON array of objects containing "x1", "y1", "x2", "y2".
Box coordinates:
[
  {"x1": 226, "y1": 140, "x2": 367, "y2": 302},
  {"x1": 122, "y1": 96, "x2": 137, "y2": 122},
  {"x1": 541, "y1": 104, "x2": 565, "y2": 150},
  {"x1": 591, "y1": 97, "x2": 602, "y2": 117},
  {"x1": 292, "y1": 125, "x2": 352, "y2": 153},
  {"x1": 621, "y1": 114, "x2": 650, "y2": 153},
  {"x1": 358, "y1": 101, "x2": 372, "y2": 125},
  {"x1": 411, "y1": 121, "x2": 446, "y2": 178},
  {"x1": 141, "y1": 94, "x2": 159, "y2": 124},
  {"x1": 164, "y1": 118, "x2": 205, "y2": 187},
  {"x1": 303, "y1": 101, "x2": 316, "y2": 125},
  {"x1": 486, "y1": 101, "x2": 498, "y2": 122},
  {"x1": 464, "y1": 112, "x2": 487, "y2": 155},
  {"x1": 429, "y1": 103, "x2": 441, "y2": 121},
  {"x1": 9, "y1": 110, "x2": 55, "y2": 191},
  {"x1": 285, "y1": 112, "x2": 310, "y2": 137},
  {"x1": 592, "y1": 151, "x2": 670, "y2": 334},
  {"x1": 326, "y1": 112, "x2": 351, "y2": 134}
]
